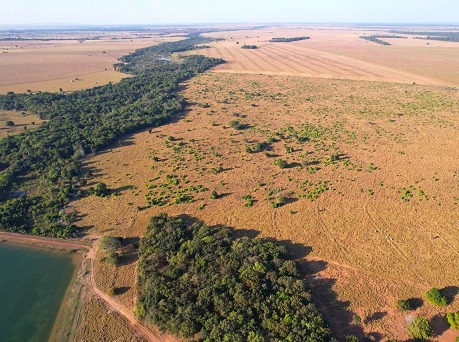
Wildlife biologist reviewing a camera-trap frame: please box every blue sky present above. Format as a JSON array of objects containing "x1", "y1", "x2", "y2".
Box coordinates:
[{"x1": 1, "y1": 0, "x2": 458, "y2": 26}]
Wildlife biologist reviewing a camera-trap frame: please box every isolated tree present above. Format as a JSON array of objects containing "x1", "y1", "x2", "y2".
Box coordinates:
[
  {"x1": 5, "y1": 120, "x2": 14, "y2": 126},
  {"x1": 408, "y1": 317, "x2": 432, "y2": 340},
  {"x1": 425, "y1": 287, "x2": 447, "y2": 306}
]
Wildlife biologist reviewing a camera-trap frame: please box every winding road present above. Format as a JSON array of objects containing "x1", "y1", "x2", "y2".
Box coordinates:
[{"x1": 0, "y1": 232, "x2": 169, "y2": 342}]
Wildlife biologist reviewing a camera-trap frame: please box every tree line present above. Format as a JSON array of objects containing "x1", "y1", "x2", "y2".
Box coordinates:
[
  {"x1": 0, "y1": 36, "x2": 224, "y2": 237},
  {"x1": 269, "y1": 36, "x2": 310, "y2": 42}
]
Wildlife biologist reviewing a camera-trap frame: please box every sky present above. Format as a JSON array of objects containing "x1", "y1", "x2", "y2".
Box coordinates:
[{"x1": 0, "y1": 0, "x2": 458, "y2": 26}]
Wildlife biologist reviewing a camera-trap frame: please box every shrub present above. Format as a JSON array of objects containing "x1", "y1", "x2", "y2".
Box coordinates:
[
  {"x1": 92, "y1": 182, "x2": 109, "y2": 197},
  {"x1": 397, "y1": 299, "x2": 412, "y2": 311},
  {"x1": 210, "y1": 190, "x2": 218, "y2": 199},
  {"x1": 446, "y1": 312, "x2": 459, "y2": 329},
  {"x1": 425, "y1": 287, "x2": 447, "y2": 306},
  {"x1": 99, "y1": 236, "x2": 122, "y2": 266},
  {"x1": 345, "y1": 336, "x2": 359, "y2": 342},
  {"x1": 5, "y1": 120, "x2": 14, "y2": 126},
  {"x1": 274, "y1": 159, "x2": 288, "y2": 169},
  {"x1": 408, "y1": 317, "x2": 432, "y2": 340}
]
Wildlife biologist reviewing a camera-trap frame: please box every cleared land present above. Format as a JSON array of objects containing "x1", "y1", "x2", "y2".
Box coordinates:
[
  {"x1": 0, "y1": 32, "x2": 182, "y2": 94},
  {"x1": 71, "y1": 71, "x2": 459, "y2": 340},
  {"x1": 180, "y1": 26, "x2": 459, "y2": 87},
  {"x1": 0, "y1": 109, "x2": 44, "y2": 137}
]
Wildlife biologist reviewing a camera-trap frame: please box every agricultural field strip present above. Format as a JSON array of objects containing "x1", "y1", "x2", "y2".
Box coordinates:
[
  {"x1": 0, "y1": 69, "x2": 119, "y2": 87},
  {"x1": 264, "y1": 44, "x2": 374, "y2": 78},
  {"x1": 203, "y1": 41, "x2": 446, "y2": 85}
]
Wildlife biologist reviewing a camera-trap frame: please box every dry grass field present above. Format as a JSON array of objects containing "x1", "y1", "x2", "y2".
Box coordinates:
[
  {"x1": 0, "y1": 109, "x2": 44, "y2": 137},
  {"x1": 0, "y1": 33, "x2": 183, "y2": 94},
  {"x1": 71, "y1": 71, "x2": 459, "y2": 340},
  {"x1": 3, "y1": 24, "x2": 459, "y2": 340},
  {"x1": 179, "y1": 26, "x2": 459, "y2": 87}
]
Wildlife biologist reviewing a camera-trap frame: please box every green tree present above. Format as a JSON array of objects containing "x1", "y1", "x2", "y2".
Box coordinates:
[
  {"x1": 425, "y1": 287, "x2": 447, "y2": 306},
  {"x1": 408, "y1": 317, "x2": 432, "y2": 340},
  {"x1": 446, "y1": 312, "x2": 459, "y2": 329}
]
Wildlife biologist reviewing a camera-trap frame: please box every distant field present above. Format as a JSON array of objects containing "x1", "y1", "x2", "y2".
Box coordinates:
[
  {"x1": 181, "y1": 26, "x2": 459, "y2": 87},
  {"x1": 0, "y1": 110, "x2": 44, "y2": 137},
  {"x1": 0, "y1": 33, "x2": 183, "y2": 94},
  {"x1": 71, "y1": 72, "x2": 459, "y2": 340}
]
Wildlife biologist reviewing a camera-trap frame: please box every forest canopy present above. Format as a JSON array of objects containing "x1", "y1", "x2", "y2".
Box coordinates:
[{"x1": 136, "y1": 213, "x2": 333, "y2": 341}]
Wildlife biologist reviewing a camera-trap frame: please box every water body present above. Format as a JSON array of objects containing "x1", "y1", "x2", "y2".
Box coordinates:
[{"x1": 0, "y1": 243, "x2": 76, "y2": 342}]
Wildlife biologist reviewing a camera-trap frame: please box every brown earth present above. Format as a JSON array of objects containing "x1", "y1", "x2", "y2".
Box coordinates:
[{"x1": 71, "y1": 71, "x2": 459, "y2": 340}]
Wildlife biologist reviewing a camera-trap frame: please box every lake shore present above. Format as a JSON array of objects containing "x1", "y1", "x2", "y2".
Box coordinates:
[{"x1": 0, "y1": 232, "x2": 92, "y2": 342}]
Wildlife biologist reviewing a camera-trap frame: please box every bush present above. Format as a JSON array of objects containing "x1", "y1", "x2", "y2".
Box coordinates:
[
  {"x1": 5, "y1": 120, "x2": 14, "y2": 126},
  {"x1": 92, "y1": 182, "x2": 109, "y2": 197},
  {"x1": 274, "y1": 158, "x2": 288, "y2": 169},
  {"x1": 397, "y1": 299, "x2": 412, "y2": 311},
  {"x1": 99, "y1": 236, "x2": 122, "y2": 266},
  {"x1": 446, "y1": 312, "x2": 459, "y2": 329},
  {"x1": 425, "y1": 287, "x2": 447, "y2": 306},
  {"x1": 408, "y1": 317, "x2": 432, "y2": 340}
]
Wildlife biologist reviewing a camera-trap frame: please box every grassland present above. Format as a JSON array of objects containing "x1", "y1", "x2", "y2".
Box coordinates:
[
  {"x1": 0, "y1": 109, "x2": 44, "y2": 137},
  {"x1": 71, "y1": 69, "x2": 459, "y2": 339}
]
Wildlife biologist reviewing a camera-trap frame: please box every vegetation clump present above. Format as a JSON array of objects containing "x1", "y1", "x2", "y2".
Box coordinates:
[
  {"x1": 425, "y1": 287, "x2": 447, "y2": 306},
  {"x1": 396, "y1": 299, "x2": 412, "y2": 311},
  {"x1": 446, "y1": 312, "x2": 459, "y2": 329},
  {"x1": 241, "y1": 45, "x2": 258, "y2": 49},
  {"x1": 407, "y1": 317, "x2": 432, "y2": 340},
  {"x1": 98, "y1": 236, "x2": 122, "y2": 266},
  {"x1": 270, "y1": 36, "x2": 310, "y2": 42},
  {"x1": 136, "y1": 213, "x2": 332, "y2": 341}
]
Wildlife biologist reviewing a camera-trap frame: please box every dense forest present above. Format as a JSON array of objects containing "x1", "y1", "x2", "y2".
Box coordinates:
[
  {"x1": 136, "y1": 213, "x2": 333, "y2": 341},
  {"x1": 0, "y1": 36, "x2": 223, "y2": 237},
  {"x1": 269, "y1": 36, "x2": 310, "y2": 42}
]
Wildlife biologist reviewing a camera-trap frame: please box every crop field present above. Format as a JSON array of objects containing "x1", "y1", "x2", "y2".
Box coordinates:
[
  {"x1": 181, "y1": 26, "x2": 459, "y2": 87},
  {"x1": 0, "y1": 33, "x2": 182, "y2": 94},
  {"x1": 71, "y1": 71, "x2": 459, "y2": 339},
  {"x1": 0, "y1": 109, "x2": 44, "y2": 137}
]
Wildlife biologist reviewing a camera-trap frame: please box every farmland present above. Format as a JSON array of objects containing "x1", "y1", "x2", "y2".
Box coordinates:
[
  {"x1": 183, "y1": 26, "x2": 459, "y2": 87},
  {"x1": 0, "y1": 30, "x2": 183, "y2": 93}
]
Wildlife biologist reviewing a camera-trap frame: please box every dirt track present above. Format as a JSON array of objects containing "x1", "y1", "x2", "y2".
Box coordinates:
[{"x1": 0, "y1": 231, "x2": 168, "y2": 342}]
